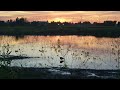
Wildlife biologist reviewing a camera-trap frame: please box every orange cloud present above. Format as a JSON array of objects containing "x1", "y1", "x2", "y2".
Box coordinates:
[{"x1": 0, "y1": 11, "x2": 120, "y2": 23}]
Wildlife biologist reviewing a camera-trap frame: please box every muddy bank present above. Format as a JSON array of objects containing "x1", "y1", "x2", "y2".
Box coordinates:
[
  {"x1": 0, "y1": 55, "x2": 40, "y2": 60},
  {"x1": 0, "y1": 67, "x2": 120, "y2": 79}
]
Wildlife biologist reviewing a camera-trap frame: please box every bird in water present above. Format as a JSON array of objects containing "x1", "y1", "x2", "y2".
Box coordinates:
[
  {"x1": 60, "y1": 60, "x2": 64, "y2": 63},
  {"x1": 60, "y1": 57, "x2": 64, "y2": 63},
  {"x1": 60, "y1": 57, "x2": 64, "y2": 60}
]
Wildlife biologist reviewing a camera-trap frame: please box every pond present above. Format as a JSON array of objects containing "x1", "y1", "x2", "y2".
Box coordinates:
[{"x1": 0, "y1": 35, "x2": 120, "y2": 70}]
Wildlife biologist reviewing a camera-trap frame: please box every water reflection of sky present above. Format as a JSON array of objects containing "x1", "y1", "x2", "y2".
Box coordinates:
[{"x1": 0, "y1": 35, "x2": 120, "y2": 69}]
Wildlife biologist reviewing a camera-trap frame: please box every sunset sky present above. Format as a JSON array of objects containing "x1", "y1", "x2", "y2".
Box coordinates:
[{"x1": 0, "y1": 11, "x2": 120, "y2": 23}]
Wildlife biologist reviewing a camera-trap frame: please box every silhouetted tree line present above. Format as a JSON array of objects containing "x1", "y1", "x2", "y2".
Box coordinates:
[{"x1": 0, "y1": 17, "x2": 120, "y2": 27}]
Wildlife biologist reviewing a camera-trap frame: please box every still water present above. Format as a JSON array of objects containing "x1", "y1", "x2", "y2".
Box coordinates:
[{"x1": 0, "y1": 35, "x2": 120, "y2": 69}]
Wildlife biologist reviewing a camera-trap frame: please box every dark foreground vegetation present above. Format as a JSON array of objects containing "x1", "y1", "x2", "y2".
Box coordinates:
[
  {"x1": 0, "y1": 17, "x2": 120, "y2": 37},
  {"x1": 0, "y1": 66, "x2": 120, "y2": 79}
]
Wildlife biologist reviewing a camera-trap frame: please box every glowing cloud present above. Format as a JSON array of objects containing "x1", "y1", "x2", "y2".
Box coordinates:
[{"x1": 0, "y1": 11, "x2": 120, "y2": 23}]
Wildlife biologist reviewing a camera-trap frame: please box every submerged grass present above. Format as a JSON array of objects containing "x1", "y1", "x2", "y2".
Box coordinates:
[{"x1": 0, "y1": 37, "x2": 120, "y2": 79}]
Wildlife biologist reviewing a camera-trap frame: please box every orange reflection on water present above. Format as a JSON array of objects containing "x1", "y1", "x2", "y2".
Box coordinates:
[{"x1": 0, "y1": 35, "x2": 120, "y2": 52}]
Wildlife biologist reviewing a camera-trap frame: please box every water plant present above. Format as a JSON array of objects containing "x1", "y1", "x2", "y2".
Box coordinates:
[
  {"x1": 111, "y1": 39, "x2": 120, "y2": 69},
  {"x1": 0, "y1": 43, "x2": 17, "y2": 79},
  {"x1": 0, "y1": 43, "x2": 12, "y2": 67}
]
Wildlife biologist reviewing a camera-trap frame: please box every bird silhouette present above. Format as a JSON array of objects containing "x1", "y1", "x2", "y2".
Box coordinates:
[
  {"x1": 60, "y1": 57, "x2": 65, "y2": 63},
  {"x1": 60, "y1": 57, "x2": 64, "y2": 60},
  {"x1": 60, "y1": 60, "x2": 64, "y2": 63}
]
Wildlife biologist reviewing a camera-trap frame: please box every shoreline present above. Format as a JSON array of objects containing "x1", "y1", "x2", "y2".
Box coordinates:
[
  {"x1": 0, "y1": 26, "x2": 120, "y2": 38},
  {"x1": 0, "y1": 66, "x2": 120, "y2": 79}
]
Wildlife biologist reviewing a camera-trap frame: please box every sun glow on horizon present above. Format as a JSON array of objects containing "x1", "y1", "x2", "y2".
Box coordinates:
[{"x1": 48, "y1": 18, "x2": 72, "y2": 23}]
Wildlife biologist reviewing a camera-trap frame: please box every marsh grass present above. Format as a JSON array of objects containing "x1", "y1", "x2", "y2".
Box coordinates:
[
  {"x1": 0, "y1": 44, "x2": 12, "y2": 67},
  {"x1": 0, "y1": 43, "x2": 18, "y2": 79}
]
